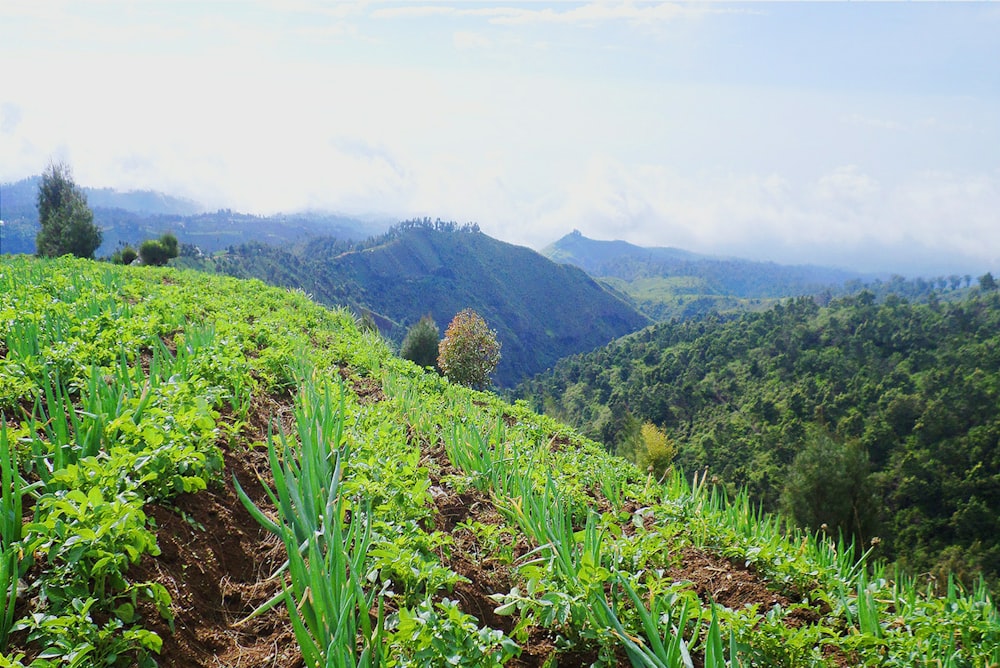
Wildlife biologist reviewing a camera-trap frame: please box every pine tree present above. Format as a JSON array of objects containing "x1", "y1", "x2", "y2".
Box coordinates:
[
  {"x1": 401, "y1": 315, "x2": 440, "y2": 371},
  {"x1": 35, "y1": 162, "x2": 102, "y2": 259}
]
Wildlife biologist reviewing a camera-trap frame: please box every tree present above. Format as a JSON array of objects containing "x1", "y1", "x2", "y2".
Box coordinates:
[
  {"x1": 401, "y1": 315, "x2": 440, "y2": 371},
  {"x1": 159, "y1": 233, "x2": 179, "y2": 258},
  {"x1": 637, "y1": 422, "x2": 676, "y2": 476},
  {"x1": 35, "y1": 162, "x2": 102, "y2": 258},
  {"x1": 978, "y1": 272, "x2": 997, "y2": 291},
  {"x1": 438, "y1": 309, "x2": 501, "y2": 389},
  {"x1": 780, "y1": 429, "x2": 876, "y2": 545}
]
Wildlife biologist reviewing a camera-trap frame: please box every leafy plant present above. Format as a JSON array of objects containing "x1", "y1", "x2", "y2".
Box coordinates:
[{"x1": 388, "y1": 598, "x2": 518, "y2": 667}]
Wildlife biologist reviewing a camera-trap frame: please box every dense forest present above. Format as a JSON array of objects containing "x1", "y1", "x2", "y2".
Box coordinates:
[{"x1": 517, "y1": 284, "x2": 1000, "y2": 585}]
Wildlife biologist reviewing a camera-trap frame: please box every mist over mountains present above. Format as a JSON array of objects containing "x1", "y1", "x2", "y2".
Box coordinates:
[{"x1": 0, "y1": 176, "x2": 390, "y2": 256}]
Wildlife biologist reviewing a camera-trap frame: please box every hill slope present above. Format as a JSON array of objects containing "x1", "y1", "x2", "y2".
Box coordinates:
[
  {"x1": 543, "y1": 230, "x2": 865, "y2": 320},
  {"x1": 182, "y1": 222, "x2": 651, "y2": 387},
  {"x1": 1, "y1": 256, "x2": 997, "y2": 667},
  {"x1": 517, "y1": 288, "x2": 1000, "y2": 584},
  {"x1": 2, "y1": 256, "x2": 998, "y2": 666}
]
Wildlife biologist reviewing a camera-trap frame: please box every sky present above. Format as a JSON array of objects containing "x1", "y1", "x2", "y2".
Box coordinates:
[{"x1": 1, "y1": 1, "x2": 998, "y2": 276}]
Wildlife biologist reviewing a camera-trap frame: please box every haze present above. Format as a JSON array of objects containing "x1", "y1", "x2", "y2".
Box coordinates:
[{"x1": 1, "y1": 1, "x2": 998, "y2": 276}]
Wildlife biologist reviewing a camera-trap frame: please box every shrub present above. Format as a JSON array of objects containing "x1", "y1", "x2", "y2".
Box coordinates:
[
  {"x1": 138, "y1": 234, "x2": 179, "y2": 266},
  {"x1": 437, "y1": 309, "x2": 501, "y2": 390}
]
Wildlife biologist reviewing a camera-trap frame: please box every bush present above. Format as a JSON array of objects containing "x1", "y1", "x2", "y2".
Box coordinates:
[
  {"x1": 139, "y1": 240, "x2": 170, "y2": 266},
  {"x1": 138, "y1": 234, "x2": 180, "y2": 267},
  {"x1": 401, "y1": 315, "x2": 440, "y2": 371},
  {"x1": 437, "y1": 309, "x2": 501, "y2": 390},
  {"x1": 780, "y1": 429, "x2": 877, "y2": 544}
]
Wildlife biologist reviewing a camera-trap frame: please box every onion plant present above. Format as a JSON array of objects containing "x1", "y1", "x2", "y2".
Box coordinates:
[
  {"x1": 1, "y1": 420, "x2": 23, "y2": 649},
  {"x1": 237, "y1": 379, "x2": 384, "y2": 667}
]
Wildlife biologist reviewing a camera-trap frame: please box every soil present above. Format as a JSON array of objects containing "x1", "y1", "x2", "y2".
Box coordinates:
[
  {"x1": 668, "y1": 547, "x2": 792, "y2": 613},
  {"x1": 130, "y1": 393, "x2": 303, "y2": 668}
]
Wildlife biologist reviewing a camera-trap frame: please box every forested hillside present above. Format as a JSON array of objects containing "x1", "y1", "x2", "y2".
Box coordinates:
[
  {"x1": 180, "y1": 221, "x2": 650, "y2": 387},
  {"x1": 543, "y1": 231, "x2": 864, "y2": 321},
  {"x1": 517, "y1": 287, "x2": 1000, "y2": 584}
]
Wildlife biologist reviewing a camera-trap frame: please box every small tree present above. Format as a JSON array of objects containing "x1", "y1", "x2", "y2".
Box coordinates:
[
  {"x1": 780, "y1": 429, "x2": 876, "y2": 545},
  {"x1": 401, "y1": 315, "x2": 440, "y2": 371},
  {"x1": 438, "y1": 309, "x2": 501, "y2": 389},
  {"x1": 637, "y1": 422, "x2": 676, "y2": 477},
  {"x1": 139, "y1": 239, "x2": 169, "y2": 266},
  {"x1": 35, "y1": 162, "x2": 102, "y2": 258},
  {"x1": 160, "y1": 233, "x2": 178, "y2": 258}
]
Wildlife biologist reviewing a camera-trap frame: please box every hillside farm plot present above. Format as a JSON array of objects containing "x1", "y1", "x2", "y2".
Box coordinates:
[{"x1": 0, "y1": 256, "x2": 997, "y2": 667}]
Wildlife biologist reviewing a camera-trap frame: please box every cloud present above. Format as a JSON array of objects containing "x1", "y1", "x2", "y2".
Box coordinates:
[
  {"x1": 370, "y1": 5, "x2": 459, "y2": 20},
  {"x1": 453, "y1": 30, "x2": 493, "y2": 50},
  {"x1": 518, "y1": 157, "x2": 1000, "y2": 274},
  {"x1": 0, "y1": 103, "x2": 22, "y2": 134},
  {"x1": 371, "y1": 2, "x2": 725, "y2": 26},
  {"x1": 842, "y1": 113, "x2": 905, "y2": 132}
]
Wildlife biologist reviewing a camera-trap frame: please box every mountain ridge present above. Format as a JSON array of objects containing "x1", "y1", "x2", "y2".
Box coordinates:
[
  {"x1": 542, "y1": 230, "x2": 871, "y2": 321},
  {"x1": 0, "y1": 176, "x2": 388, "y2": 256},
  {"x1": 180, "y1": 222, "x2": 651, "y2": 387}
]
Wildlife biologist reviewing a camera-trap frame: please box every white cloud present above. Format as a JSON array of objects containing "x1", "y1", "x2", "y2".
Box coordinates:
[
  {"x1": 371, "y1": 2, "x2": 723, "y2": 26},
  {"x1": 517, "y1": 157, "x2": 1000, "y2": 273},
  {"x1": 453, "y1": 30, "x2": 493, "y2": 50}
]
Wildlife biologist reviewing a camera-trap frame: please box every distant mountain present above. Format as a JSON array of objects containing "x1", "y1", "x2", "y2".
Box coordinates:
[
  {"x1": 180, "y1": 221, "x2": 651, "y2": 387},
  {"x1": 543, "y1": 230, "x2": 867, "y2": 320},
  {"x1": 0, "y1": 176, "x2": 387, "y2": 256},
  {"x1": 544, "y1": 230, "x2": 703, "y2": 273}
]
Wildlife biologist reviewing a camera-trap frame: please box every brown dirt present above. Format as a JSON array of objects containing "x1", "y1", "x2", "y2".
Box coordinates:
[
  {"x1": 135, "y1": 389, "x2": 301, "y2": 667},
  {"x1": 548, "y1": 434, "x2": 574, "y2": 453},
  {"x1": 130, "y1": 429, "x2": 302, "y2": 667},
  {"x1": 338, "y1": 366, "x2": 386, "y2": 405},
  {"x1": 420, "y1": 438, "x2": 626, "y2": 667},
  {"x1": 669, "y1": 547, "x2": 790, "y2": 612}
]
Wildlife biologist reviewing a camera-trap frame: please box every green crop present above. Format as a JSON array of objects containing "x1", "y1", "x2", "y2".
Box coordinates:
[
  {"x1": 3, "y1": 255, "x2": 999, "y2": 666},
  {"x1": 237, "y1": 378, "x2": 385, "y2": 668}
]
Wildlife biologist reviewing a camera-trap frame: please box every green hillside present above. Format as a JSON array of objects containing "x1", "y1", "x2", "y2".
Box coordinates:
[
  {"x1": 543, "y1": 231, "x2": 864, "y2": 321},
  {"x1": 179, "y1": 221, "x2": 651, "y2": 387},
  {"x1": 517, "y1": 288, "x2": 1000, "y2": 586},
  {"x1": 0, "y1": 255, "x2": 997, "y2": 667}
]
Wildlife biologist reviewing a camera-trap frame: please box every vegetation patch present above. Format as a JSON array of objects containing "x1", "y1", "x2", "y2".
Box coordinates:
[{"x1": 1, "y1": 255, "x2": 997, "y2": 667}]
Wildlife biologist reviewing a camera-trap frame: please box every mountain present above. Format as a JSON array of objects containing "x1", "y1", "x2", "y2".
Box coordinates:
[
  {"x1": 516, "y1": 287, "x2": 1000, "y2": 584},
  {"x1": 0, "y1": 176, "x2": 387, "y2": 256},
  {"x1": 179, "y1": 221, "x2": 651, "y2": 387},
  {"x1": 543, "y1": 230, "x2": 867, "y2": 320},
  {"x1": 2, "y1": 254, "x2": 995, "y2": 666}
]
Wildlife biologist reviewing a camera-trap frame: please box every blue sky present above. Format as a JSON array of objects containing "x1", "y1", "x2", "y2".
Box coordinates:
[{"x1": 1, "y1": 1, "x2": 998, "y2": 274}]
